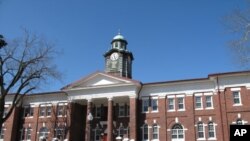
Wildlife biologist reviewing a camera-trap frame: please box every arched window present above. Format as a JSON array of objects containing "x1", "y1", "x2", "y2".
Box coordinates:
[
  {"x1": 20, "y1": 127, "x2": 32, "y2": 140},
  {"x1": 197, "y1": 122, "x2": 204, "y2": 139},
  {"x1": 171, "y1": 124, "x2": 184, "y2": 140},
  {"x1": 152, "y1": 124, "x2": 159, "y2": 140},
  {"x1": 39, "y1": 127, "x2": 49, "y2": 140},
  {"x1": 236, "y1": 119, "x2": 243, "y2": 125},
  {"x1": 55, "y1": 125, "x2": 66, "y2": 140},
  {"x1": 208, "y1": 122, "x2": 215, "y2": 138},
  {"x1": 142, "y1": 124, "x2": 149, "y2": 140}
]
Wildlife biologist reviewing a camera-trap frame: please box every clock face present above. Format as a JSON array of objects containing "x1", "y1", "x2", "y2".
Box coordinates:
[{"x1": 110, "y1": 52, "x2": 119, "y2": 61}]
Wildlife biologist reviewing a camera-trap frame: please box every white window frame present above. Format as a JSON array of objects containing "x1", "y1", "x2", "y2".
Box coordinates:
[
  {"x1": 168, "y1": 98, "x2": 175, "y2": 111},
  {"x1": 151, "y1": 97, "x2": 158, "y2": 112},
  {"x1": 205, "y1": 96, "x2": 213, "y2": 109},
  {"x1": 54, "y1": 125, "x2": 66, "y2": 140},
  {"x1": 197, "y1": 122, "x2": 205, "y2": 140},
  {"x1": 208, "y1": 122, "x2": 216, "y2": 140},
  {"x1": 177, "y1": 97, "x2": 185, "y2": 111},
  {"x1": 23, "y1": 105, "x2": 34, "y2": 118},
  {"x1": 39, "y1": 104, "x2": 52, "y2": 118},
  {"x1": 232, "y1": 91, "x2": 242, "y2": 106},
  {"x1": 171, "y1": 124, "x2": 184, "y2": 140},
  {"x1": 57, "y1": 103, "x2": 67, "y2": 117},
  {"x1": 142, "y1": 98, "x2": 149, "y2": 113},
  {"x1": 20, "y1": 127, "x2": 32, "y2": 141},
  {"x1": 0, "y1": 127, "x2": 5, "y2": 140},
  {"x1": 39, "y1": 127, "x2": 49, "y2": 140},
  {"x1": 152, "y1": 124, "x2": 159, "y2": 140},
  {"x1": 142, "y1": 124, "x2": 149, "y2": 141},
  {"x1": 195, "y1": 96, "x2": 203, "y2": 110}
]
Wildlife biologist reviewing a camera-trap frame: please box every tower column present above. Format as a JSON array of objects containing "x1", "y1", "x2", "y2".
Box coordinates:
[
  {"x1": 107, "y1": 97, "x2": 113, "y2": 141},
  {"x1": 85, "y1": 99, "x2": 93, "y2": 141}
]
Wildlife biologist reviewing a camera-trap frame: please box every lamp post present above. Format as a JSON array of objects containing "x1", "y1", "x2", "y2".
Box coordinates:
[{"x1": 87, "y1": 112, "x2": 93, "y2": 141}]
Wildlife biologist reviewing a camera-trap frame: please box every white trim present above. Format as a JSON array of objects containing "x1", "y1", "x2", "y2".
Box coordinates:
[
  {"x1": 167, "y1": 95, "x2": 175, "y2": 98},
  {"x1": 231, "y1": 87, "x2": 241, "y2": 91},
  {"x1": 204, "y1": 92, "x2": 213, "y2": 96},
  {"x1": 176, "y1": 95, "x2": 185, "y2": 98}
]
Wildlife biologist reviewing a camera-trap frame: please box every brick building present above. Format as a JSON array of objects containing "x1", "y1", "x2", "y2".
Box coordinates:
[{"x1": 2, "y1": 33, "x2": 250, "y2": 141}]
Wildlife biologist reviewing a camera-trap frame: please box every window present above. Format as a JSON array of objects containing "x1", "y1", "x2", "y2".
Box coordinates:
[
  {"x1": 152, "y1": 124, "x2": 159, "y2": 140},
  {"x1": 205, "y1": 96, "x2": 213, "y2": 108},
  {"x1": 95, "y1": 107, "x2": 101, "y2": 118},
  {"x1": 233, "y1": 91, "x2": 241, "y2": 105},
  {"x1": 195, "y1": 96, "x2": 202, "y2": 109},
  {"x1": 39, "y1": 104, "x2": 52, "y2": 117},
  {"x1": 57, "y1": 104, "x2": 67, "y2": 116},
  {"x1": 118, "y1": 126, "x2": 125, "y2": 138},
  {"x1": 151, "y1": 98, "x2": 158, "y2": 112},
  {"x1": 197, "y1": 122, "x2": 205, "y2": 139},
  {"x1": 171, "y1": 124, "x2": 184, "y2": 139},
  {"x1": 236, "y1": 119, "x2": 243, "y2": 125},
  {"x1": 126, "y1": 105, "x2": 130, "y2": 116},
  {"x1": 24, "y1": 106, "x2": 34, "y2": 117},
  {"x1": 208, "y1": 122, "x2": 215, "y2": 138},
  {"x1": 39, "y1": 127, "x2": 49, "y2": 140},
  {"x1": 168, "y1": 98, "x2": 175, "y2": 111},
  {"x1": 142, "y1": 124, "x2": 149, "y2": 140},
  {"x1": 0, "y1": 127, "x2": 5, "y2": 140},
  {"x1": 142, "y1": 99, "x2": 149, "y2": 112},
  {"x1": 20, "y1": 127, "x2": 32, "y2": 140},
  {"x1": 55, "y1": 125, "x2": 66, "y2": 140},
  {"x1": 95, "y1": 128, "x2": 101, "y2": 141},
  {"x1": 2, "y1": 107, "x2": 8, "y2": 118},
  {"x1": 119, "y1": 105, "x2": 125, "y2": 117},
  {"x1": 178, "y1": 97, "x2": 184, "y2": 110}
]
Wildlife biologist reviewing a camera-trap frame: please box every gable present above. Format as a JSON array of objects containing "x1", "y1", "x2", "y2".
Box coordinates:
[{"x1": 62, "y1": 72, "x2": 138, "y2": 90}]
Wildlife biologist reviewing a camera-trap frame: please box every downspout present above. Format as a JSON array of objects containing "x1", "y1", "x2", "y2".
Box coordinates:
[{"x1": 216, "y1": 76, "x2": 225, "y2": 141}]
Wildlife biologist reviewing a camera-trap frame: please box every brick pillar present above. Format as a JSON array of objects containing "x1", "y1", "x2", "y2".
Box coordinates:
[
  {"x1": 158, "y1": 96, "x2": 167, "y2": 141},
  {"x1": 85, "y1": 99, "x2": 93, "y2": 141},
  {"x1": 129, "y1": 97, "x2": 137, "y2": 141},
  {"x1": 107, "y1": 97, "x2": 113, "y2": 141}
]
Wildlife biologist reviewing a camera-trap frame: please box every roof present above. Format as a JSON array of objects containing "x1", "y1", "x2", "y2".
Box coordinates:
[{"x1": 144, "y1": 70, "x2": 250, "y2": 86}]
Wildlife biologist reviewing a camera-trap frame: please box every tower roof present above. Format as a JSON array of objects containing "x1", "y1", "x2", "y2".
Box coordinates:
[{"x1": 113, "y1": 34, "x2": 125, "y2": 40}]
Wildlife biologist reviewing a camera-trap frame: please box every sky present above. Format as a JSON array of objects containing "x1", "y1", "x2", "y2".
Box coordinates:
[{"x1": 0, "y1": 0, "x2": 247, "y2": 92}]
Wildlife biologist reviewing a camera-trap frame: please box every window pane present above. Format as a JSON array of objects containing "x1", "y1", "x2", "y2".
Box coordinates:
[
  {"x1": 152, "y1": 99, "x2": 158, "y2": 111},
  {"x1": 208, "y1": 122, "x2": 215, "y2": 138},
  {"x1": 198, "y1": 123, "x2": 204, "y2": 138},
  {"x1": 206, "y1": 96, "x2": 212, "y2": 108},
  {"x1": 143, "y1": 99, "x2": 149, "y2": 112},
  {"x1": 178, "y1": 98, "x2": 184, "y2": 109},
  {"x1": 196, "y1": 97, "x2": 202, "y2": 108},
  {"x1": 233, "y1": 91, "x2": 240, "y2": 104},
  {"x1": 168, "y1": 98, "x2": 174, "y2": 110}
]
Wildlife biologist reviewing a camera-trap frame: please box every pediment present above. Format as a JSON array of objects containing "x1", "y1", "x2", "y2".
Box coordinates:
[{"x1": 62, "y1": 72, "x2": 139, "y2": 90}]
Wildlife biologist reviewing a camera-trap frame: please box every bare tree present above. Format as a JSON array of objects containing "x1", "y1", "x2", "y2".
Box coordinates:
[
  {"x1": 224, "y1": 0, "x2": 250, "y2": 68},
  {"x1": 0, "y1": 30, "x2": 61, "y2": 129}
]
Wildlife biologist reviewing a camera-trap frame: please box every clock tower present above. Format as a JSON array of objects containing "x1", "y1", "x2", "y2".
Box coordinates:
[{"x1": 104, "y1": 33, "x2": 134, "y2": 78}]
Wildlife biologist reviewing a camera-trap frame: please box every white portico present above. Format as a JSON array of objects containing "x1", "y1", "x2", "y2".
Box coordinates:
[{"x1": 61, "y1": 72, "x2": 141, "y2": 141}]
